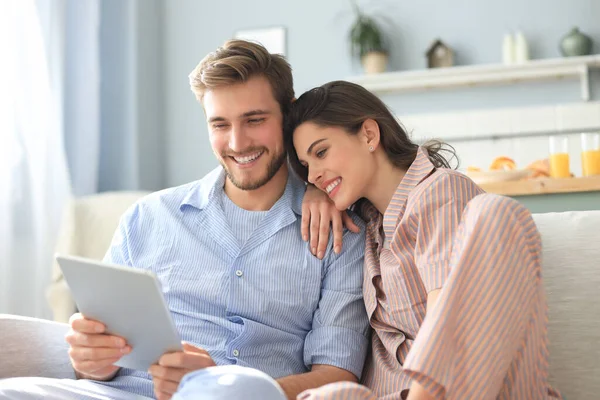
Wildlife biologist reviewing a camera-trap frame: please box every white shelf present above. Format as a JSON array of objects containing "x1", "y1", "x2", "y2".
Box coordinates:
[{"x1": 347, "y1": 55, "x2": 600, "y2": 101}]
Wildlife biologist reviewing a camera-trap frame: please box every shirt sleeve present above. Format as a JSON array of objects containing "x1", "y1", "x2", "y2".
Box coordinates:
[
  {"x1": 102, "y1": 203, "x2": 140, "y2": 267},
  {"x1": 303, "y1": 214, "x2": 370, "y2": 379},
  {"x1": 411, "y1": 173, "x2": 483, "y2": 293}
]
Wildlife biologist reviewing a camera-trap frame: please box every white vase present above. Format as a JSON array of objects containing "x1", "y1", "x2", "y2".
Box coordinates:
[
  {"x1": 503, "y1": 33, "x2": 515, "y2": 65},
  {"x1": 514, "y1": 31, "x2": 529, "y2": 63},
  {"x1": 361, "y1": 52, "x2": 388, "y2": 74}
]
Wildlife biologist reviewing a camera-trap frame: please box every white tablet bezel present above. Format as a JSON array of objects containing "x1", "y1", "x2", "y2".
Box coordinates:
[{"x1": 56, "y1": 254, "x2": 183, "y2": 371}]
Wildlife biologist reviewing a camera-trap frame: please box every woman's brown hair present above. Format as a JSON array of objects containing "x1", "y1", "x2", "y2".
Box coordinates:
[{"x1": 284, "y1": 80, "x2": 458, "y2": 182}]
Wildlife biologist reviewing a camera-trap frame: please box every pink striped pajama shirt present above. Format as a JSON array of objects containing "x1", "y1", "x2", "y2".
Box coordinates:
[{"x1": 300, "y1": 147, "x2": 560, "y2": 400}]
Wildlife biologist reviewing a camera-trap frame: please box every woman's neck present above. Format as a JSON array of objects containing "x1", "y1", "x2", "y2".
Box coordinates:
[{"x1": 364, "y1": 157, "x2": 406, "y2": 215}]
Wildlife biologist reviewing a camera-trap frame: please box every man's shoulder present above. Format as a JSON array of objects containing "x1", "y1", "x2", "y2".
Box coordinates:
[
  {"x1": 125, "y1": 167, "x2": 224, "y2": 221},
  {"x1": 140, "y1": 167, "x2": 222, "y2": 208},
  {"x1": 134, "y1": 181, "x2": 197, "y2": 213}
]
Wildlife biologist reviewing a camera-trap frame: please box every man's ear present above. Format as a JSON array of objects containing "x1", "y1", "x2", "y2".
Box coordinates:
[{"x1": 361, "y1": 119, "x2": 381, "y2": 150}]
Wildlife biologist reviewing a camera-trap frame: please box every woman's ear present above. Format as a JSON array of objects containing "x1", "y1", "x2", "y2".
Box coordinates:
[{"x1": 361, "y1": 119, "x2": 381, "y2": 151}]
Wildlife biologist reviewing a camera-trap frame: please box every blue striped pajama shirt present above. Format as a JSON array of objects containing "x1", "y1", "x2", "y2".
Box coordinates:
[{"x1": 95, "y1": 167, "x2": 370, "y2": 398}]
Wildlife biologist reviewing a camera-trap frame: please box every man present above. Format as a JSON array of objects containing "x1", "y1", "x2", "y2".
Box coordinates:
[{"x1": 0, "y1": 40, "x2": 369, "y2": 400}]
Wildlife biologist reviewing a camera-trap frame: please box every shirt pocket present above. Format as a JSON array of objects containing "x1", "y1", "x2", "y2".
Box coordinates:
[
  {"x1": 167, "y1": 263, "x2": 229, "y2": 312},
  {"x1": 251, "y1": 246, "x2": 322, "y2": 329},
  {"x1": 162, "y1": 241, "x2": 230, "y2": 314}
]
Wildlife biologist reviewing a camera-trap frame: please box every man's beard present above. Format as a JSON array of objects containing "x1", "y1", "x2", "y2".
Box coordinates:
[{"x1": 220, "y1": 148, "x2": 287, "y2": 191}]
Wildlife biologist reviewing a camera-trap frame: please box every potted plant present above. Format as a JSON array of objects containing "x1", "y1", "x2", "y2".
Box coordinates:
[{"x1": 349, "y1": 1, "x2": 388, "y2": 74}]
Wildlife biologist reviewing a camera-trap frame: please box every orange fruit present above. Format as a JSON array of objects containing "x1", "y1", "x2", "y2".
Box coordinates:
[{"x1": 489, "y1": 156, "x2": 516, "y2": 171}]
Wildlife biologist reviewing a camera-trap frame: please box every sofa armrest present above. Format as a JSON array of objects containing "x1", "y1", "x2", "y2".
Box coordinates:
[{"x1": 0, "y1": 314, "x2": 75, "y2": 379}]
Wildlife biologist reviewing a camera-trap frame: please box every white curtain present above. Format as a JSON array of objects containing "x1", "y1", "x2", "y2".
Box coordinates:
[
  {"x1": 37, "y1": 0, "x2": 101, "y2": 196},
  {"x1": 0, "y1": 0, "x2": 98, "y2": 318}
]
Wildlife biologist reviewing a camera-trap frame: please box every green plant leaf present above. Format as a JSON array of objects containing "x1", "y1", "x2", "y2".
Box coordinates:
[{"x1": 348, "y1": 4, "x2": 387, "y2": 58}]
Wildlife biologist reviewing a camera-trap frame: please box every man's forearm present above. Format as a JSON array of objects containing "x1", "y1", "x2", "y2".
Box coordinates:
[{"x1": 276, "y1": 364, "x2": 357, "y2": 400}]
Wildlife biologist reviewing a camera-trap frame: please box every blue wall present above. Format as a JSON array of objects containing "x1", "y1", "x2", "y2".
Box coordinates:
[
  {"x1": 98, "y1": 0, "x2": 137, "y2": 192},
  {"x1": 159, "y1": 0, "x2": 599, "y2": 186},
  {"x1": 98, "y1": 0, "x2": 165, "y2": 192}
]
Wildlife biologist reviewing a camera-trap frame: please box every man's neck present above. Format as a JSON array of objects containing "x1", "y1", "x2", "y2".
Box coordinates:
[{"x1": 223, "y1": 165, "x2": 289, "y2": 211}]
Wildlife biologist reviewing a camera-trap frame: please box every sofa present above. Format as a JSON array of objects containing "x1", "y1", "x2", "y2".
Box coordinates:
[
  {"x1": 47, "y1": 191, "x2": 150, "y2": 322},
  {"x1": 1, "y1": 210, "x2": 599, "y2": 399}
]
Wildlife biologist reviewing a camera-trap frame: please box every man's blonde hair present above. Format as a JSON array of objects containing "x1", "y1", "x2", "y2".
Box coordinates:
[{"x1": 189, "y1": 40, "x2": 294, "y2": 114}]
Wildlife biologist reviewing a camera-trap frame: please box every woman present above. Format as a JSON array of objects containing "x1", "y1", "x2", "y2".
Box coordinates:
[{"x1": 285, "y1": 81, "x2": 560, "y2": 400}]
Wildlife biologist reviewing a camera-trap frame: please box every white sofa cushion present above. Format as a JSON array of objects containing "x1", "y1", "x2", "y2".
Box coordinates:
[
  {"x1": 47, "y1": 191, "x2": 149, "y2": 323},
  {"x1": 533, "y1": 211, "x2": 600, "y2": 400}
]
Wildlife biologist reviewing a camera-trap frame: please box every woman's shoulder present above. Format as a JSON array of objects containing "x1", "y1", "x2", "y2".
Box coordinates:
[{"x1": 408, "y1": 168, "x2": 484, "y2": 205}]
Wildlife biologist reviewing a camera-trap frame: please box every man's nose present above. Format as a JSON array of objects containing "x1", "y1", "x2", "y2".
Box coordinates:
[{"x1": 229, "y1": 126, "x2": 250, "y2": 153}]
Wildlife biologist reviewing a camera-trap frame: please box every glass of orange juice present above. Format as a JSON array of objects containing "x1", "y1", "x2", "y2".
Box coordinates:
[
  {"x1": 549, "y1": 136, "x2": 570, "y2": 178},
  {"x1": 581, "y1": 133, "x2": 600, "y2": 176}
]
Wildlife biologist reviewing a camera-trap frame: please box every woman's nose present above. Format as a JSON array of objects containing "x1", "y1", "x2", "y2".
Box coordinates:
[{"x1": 307, "y1": 167, "x2": 322, "y2": 185}]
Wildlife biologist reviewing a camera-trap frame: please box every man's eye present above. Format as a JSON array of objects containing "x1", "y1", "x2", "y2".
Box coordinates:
[
  {"x1": 213, "y1": 124, "x2": 228, "y2": 130},
  {"x1": 248, "y1": 118, "x2": 265, "y2": 124}
]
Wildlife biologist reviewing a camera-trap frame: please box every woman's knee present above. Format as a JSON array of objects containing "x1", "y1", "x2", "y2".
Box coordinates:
[{"x1": 462, "y1": 194, "x2": 538, "y2": 242}]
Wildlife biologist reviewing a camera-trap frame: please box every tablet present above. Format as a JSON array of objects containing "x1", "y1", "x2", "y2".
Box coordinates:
[{"x1": 56, "y1": 254, "x2": 183, "y2": 371}]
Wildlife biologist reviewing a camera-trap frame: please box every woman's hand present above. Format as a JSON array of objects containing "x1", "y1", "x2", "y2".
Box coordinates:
[{"x1": 302, "y1": 184, "x2": 360, "y2": 259}]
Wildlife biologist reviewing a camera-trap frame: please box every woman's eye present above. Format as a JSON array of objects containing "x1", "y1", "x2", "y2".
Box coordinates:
[{"x1": 316, "y1": 148, "x2": 327, "y2": 158}]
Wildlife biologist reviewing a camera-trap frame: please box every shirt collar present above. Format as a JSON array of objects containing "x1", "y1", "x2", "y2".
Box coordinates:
[
  {"x1": 179, "y1": 166, "x2": 224, "y2": 211},
  {"x1": 180, "y1": 166, "x2": 305, "y2": 215},
  {"x1": 382, "y1": 146, "x2": 435, "y2": 240},
  {"x1": 283, "y1": 170, "x2": 306, "y2": 215}
]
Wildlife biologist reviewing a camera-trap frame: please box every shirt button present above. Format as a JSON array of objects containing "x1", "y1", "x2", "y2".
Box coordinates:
[
  {"x1": 235, "y1": 270, "x2": 243, "y2": 277},
  {"x1": 232, "y1": 349, "x2": 240, "y2": 357}
]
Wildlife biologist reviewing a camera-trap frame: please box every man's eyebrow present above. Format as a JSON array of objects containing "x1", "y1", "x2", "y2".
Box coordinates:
[
  {"x1": 240, "y1": 109, "x2": 271, "y2": 118},
  {"x1": 306, "y1": 138, "x2": 327, "y2": 156},
  {"x1": 208, "y1": 110, "x2": 271, "y2": 124},
  {"x1": 208, "y1": 116, "x2": 226, "y2": 123}
]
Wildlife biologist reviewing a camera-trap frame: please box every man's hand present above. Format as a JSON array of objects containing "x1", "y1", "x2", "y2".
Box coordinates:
[
  {"x1": 65, "y1": 313, "x2": 131, "y2": 381},
  {"x1": 148, "y1": 342, "x2": 216, "y2": 400},
  {"x1": 302, "y1": 184, "x2": 360, "y2": 259}
]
